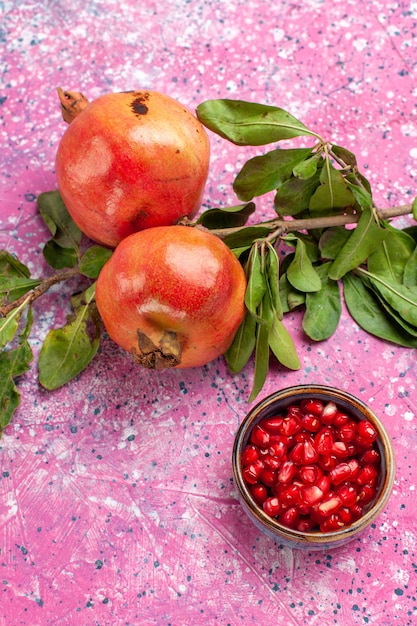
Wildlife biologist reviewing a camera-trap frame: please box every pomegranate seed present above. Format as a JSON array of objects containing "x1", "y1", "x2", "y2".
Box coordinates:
[
  {"x1": 333, "y1": 412, "x2": 350, "y2": 427},
  {"x1": 260, "y1": 415, "x2": 284, "y2": 433},
  {"x1": 279, "y1": 484, "x2": 301, "y2": 507},
  {"x1": 360, "y1": 448, "x2": 381, "y2": 465},
  {"x1": 358, "y1": 484, "x2": 377, "y2": 505},
  {"x1": 356, "y1": 420, "x2": 378, "y2": 446},
  {"x1": 320, "y1": 513, "x2": 344, "y2": 532},
  {"x1": 339, "y1": 420, "x2": 358, "y2": 442},
  {"x1": 316, "y1": 474, "x2": 331, "y2": 494},
  {"x1": 315, "y1": 428, "x2": 334, "y2": 454},
  {"x1": 242, "y1": 396, "x2": 381, "y2": 533},
  {"x1": 263, "y1": 454, "x2": 282, "y2": 471},
  {"x1": 280, "y1": 415, "x2": 302, "y2": 436},
  {"x1": 268, "y1": 440, "x2": 287, "y2": 460},
  {"x1": 250, "y1": 483, "x2": 268, "y2": 505},
  {"x1": 242, "y1": 458, "x2": 264, "y2": 484},
  {"x1": 300, "y1": 439, "x2": 319, "y2": 464},
  {"x1": 300, "y1": 399, "x2": 324, "y2": 417},
  {"x1": 250, "y1": 424, "x2": 270, "y2": 447},
  {"x1": 289, "y1": 442, "x2": 304, "y2": 464},
  {"x1": 339, "y1": 506, "x2": 353, "y2": 525},
  {"x1": 278, "y1": 460, "x2": 297, "y2": 484},
  {"x1": 279, "y1": 506, "x2": 299, "y2": 528},
  {"x1": 350, "y1": 503, "x2": 364, "y2": 521},
  {"x1": 263, "y1": 496, "x2": 281, "y2": 517},
  {"x1": 321, "y1": 401, "x2": 338, "y2": 424},
  {"x1": 332, "y1": 440, "x2": 349, "y2": 458},
  {"x1": 259, "y1": 468, "x2": 278, "y2": 487},
  {"x1": 337, "y1": 483, "x2": 358, "y2": 507},
  {"x1": 330, "y1": 462, "x2": 354, "y2": 485},
  {"x1": 356, "y1": 464, "x2": 378, "y2": 486},
  {"x1": 318, "y1": 454, "x2": 337, "y2": 472},
  {"x1": 296, "y1": 517, "x2": 316, "y2": 532},
  {"x1": 318, "y1": 495, "x2": 342, "y2": 516},
  {"x1": 301, "y1": 484, "x2": 324, "y2": 505},
  {"x1": 301, "y1": 414, "x2": 321, "y2": 432},
  {"x1": 241, "y1": 445, "x2": 259, "y2": 466},
  {"x1": 298, "y1": 464, "x2": 320, "y2": 484}
]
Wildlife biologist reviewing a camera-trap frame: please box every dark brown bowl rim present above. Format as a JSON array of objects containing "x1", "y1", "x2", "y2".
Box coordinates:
[{"x1": 233, "y1": 384, "x2": 396, "y2": 545}]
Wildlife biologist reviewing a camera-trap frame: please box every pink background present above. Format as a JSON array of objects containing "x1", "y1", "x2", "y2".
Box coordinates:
[{"x1": 1, "y1": 1, "x2": 416, "y2": 625}]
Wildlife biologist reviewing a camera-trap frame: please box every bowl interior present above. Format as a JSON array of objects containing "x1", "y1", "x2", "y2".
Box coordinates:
[{"x1": 233, "y1": 385, "x2": 395, "y2": 546}]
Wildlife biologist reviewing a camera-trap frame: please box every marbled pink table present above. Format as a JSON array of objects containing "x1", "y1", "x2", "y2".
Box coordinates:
[{"x1": 1, "y1": 1, "x2": 416, "y2": 624}]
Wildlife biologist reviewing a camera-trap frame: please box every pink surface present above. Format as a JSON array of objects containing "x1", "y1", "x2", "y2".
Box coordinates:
[{"x1": 1, "y1": 1, "x2": 416, "y2": 625}]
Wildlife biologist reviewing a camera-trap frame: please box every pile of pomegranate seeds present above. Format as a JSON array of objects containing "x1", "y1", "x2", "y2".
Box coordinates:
[{"x1": 241, "y1": 398, "x2": 381, "y2": 533}]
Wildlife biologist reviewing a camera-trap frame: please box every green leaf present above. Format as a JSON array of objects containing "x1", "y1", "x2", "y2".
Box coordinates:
[
  {"x1": 309, "y1": 160, "x2": 355, "y2": 216},
  {"x1": 365, "y1": 272, "x2": 417, "y2": 327},
  {"x1": 196, "y1": 99, "x2": 317, "y2": 146},
  {"x1": 302, "y1": 263, "x2": 341, "y2": 341},
  {"x1": 249, "y1": 296, "x2": 273, "y2": 402},
  {"x1": 286, "y1": 238, "x2": 321, "y2": 292},
  {"x1": 331, "y1": 145, "x2": 357, "y2": 168},
  {"x1": 225, "y1": 311, "x2": 257, "y2": 373},
  {"x1": 196, "y1": 202, "x2": 256, "y2": 229},
  {"x1": 0, "y1": 310, "x2": 34, "y2": 434},
  {"x1": 268, "y1": 315, "x2": 300, "y2": 370},
  {"x1": 37, "y1": 191, "x2": 82, "y2": 249},
  {"x1": 0, "y1": 276, "x2": 41, "y2": 305},
  {"x1": 367, "y1": 227, "x2": 415, "y2": 284},
  {"x1": 343, "y1": 272, "x2": 417, "y2": 348},
  {"x1": 245, "y1": 245, "x2": 267, "y2": 315},
  {"x1": 319, "y1": 226, "x2": 352, "y2": 260},
  {"x1": 43, "y1": 240, "x2": 78, "y2": 269},
  {"x1": 329, "y1": 209, "x2": 389, "y2": 280},
  {"x1": 0, "y1": 250, "x2": 30, "y2": 279},
  {"x1": 233, "y1": 148, "x2": 312, "y2": 201},
  {"x1": 222, "y1": 225, "x2": 272, "y2": 249},
  {"x1": 0, "y1": 295, "x2": 31, "y2": 349},
  {"x1": 38, "y1": 297, "x2": 101, "y2": 391},
  {"x1": 79, "y1": 246, "x2": 113, "y2": 279},
  {"x1": 346, "y1": 181, "x2": 373, "y2": 211},
  {"x1": 274, "y1": 170, "x2": 321, "y2": 217},
  {"x1": 279, "y1": 273, "x2": 305, "y2": 313},
  {"x1": 293, "y1": 154, "x2": 321, "y2": 179},
  {"x1": 403, "y1": 246, "x2": 417, "y2": 287},
  {"x1": 266, "y1": 243, "x2": 283, "y2": 320}
]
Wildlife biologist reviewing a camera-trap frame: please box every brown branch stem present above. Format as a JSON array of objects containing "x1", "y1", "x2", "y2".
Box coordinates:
[
  {"x1": 0, "y1": 267, "x2": 81, "y2": 318},
  {"x1": 203, "y1": 204, "x2": 414, "y2": 241}
]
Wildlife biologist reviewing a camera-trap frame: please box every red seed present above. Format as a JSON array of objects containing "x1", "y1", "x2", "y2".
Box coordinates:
[
  {"x1": 330, "y1": 462, "x2": 353, "y2": 485},
  {"x1": 315, "y1": 428, "x2": 334, "y2": 455},
  {"x1": 338, "y1": 420, "x2": 358, "y2": 442},
  {"x1": 301, "y1": 413, "x2": 321, "y2": 432},
  {"x1": 241, "y1": 445, "x2": 259, "y2": 466},
  {"x1": 301, "y1": 485, "x2": 324, "y2": 506},
  {"x1": 320, "y1": 513, "x2": 344, "y2": 532},
  {"x1": 317, "y1": 494, "x2": 342, "y2": 516},
  {"x1": 296, "y1": 517, "x2": 317, "y2": 532},
  {"x1": 268, "y1": 440, "x2": 287, "y2": 461},
  {"x1": 260, "y1": 415, "x2": 284, "y2": 433},
  {"x1": 250, "y1": 424, "x2": 270, "y2": 447},
  {"x1": 300, "y1": 439, "x2": 319, "y2": 465},
  {"x1": 259, "y1": 467, "x2": 278, "y2": 487},
  {"x1": 316, "y1": 474, "x2": 332, "y2": 495},
  {"x1": 358, "y1": 484, "x2": 377, "y2": 505},
  {"x1": 263, "y1": 496, "x2": 281, "y2": 517},
  {"x1": 263, "y1": 454, "x2": 282, "y2": 471},
  {"x1": 298, "y1": 464, "x2": 320, "y2": 484},
  {"x1": 289, "y1": 441, "x2": 304, "y2": 464},
  {"x1": 321, "y1": 401, "x2": 338, "y2": 424},
  {"x1": 249, "y1": 483, "x2": 268, "y2": 505},
  {"x1": 280, "y1": 415, "x2": 302, "y2": 437},
  {"x1": 333, "y1": 412, "x2": 350, "y2": 428},
  {"x1": 279, "y1": 506, "x2": 299, "y2": 528},
  {"x1": 278, "y1": 460, "x2": 297, "y2": 484},
  {"x1": 356, "y1": 464, "x2": 378, "y2": 486},
  {"x1": 332, "y1": 440, "x2": 349, "y2": 458},
  {"x1": 337, "y1": 483, "x2": 358, "y2": 507},
  {"x1": 242, "y1": 458, "x2": 264, "y2": 484},
  {"x1": 318, "y1": 454, "x2": 337, "y2": 472},
  {"x1": 360, "y1": 448, "x2": 381, "y2": 465},
  {"x1": 300, "y1": 399, "x2": 324, "y2": 417},
  {"x1": 356, "y1": 420, "x2": 378, "y2": 446}
]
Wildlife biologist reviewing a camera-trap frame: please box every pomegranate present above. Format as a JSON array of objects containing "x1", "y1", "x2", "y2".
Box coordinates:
[
  {"x1": 240, "y1": 398, "x2": 381, "y2": 532},
  {"x1": 95, "y1": 225, "x2": 247, "y2": 369},
  {"x1": 55, "y1": 89, "x2": 210, "y2": 247}
]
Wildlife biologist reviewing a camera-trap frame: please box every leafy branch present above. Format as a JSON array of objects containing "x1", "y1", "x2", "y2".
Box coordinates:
[{"x1": 1, "y1": 97, "x2": 416, "y2": 432}]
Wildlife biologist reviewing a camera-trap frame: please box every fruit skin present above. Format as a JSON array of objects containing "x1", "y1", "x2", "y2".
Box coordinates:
[
  {"x1": 95, "y1": 225, "x2": 247, "y2": 369},
  {"x1": 55, "y1": 90, "x2": 210, "y2": 247}
]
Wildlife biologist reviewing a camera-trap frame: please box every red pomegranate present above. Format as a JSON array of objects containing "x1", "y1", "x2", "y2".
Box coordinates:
[
  {"x1": 95, "y1": 225, "x2": 247, "y2": 369},
  {"x1": 55, "y1": 89, "x2": 210, "y2": 247}
]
